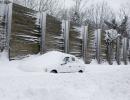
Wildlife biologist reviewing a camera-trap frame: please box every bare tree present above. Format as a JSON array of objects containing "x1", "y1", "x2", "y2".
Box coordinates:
[
  {"x1": 85, "y1": 1, "x2": 115, "y2": 29},
  {"x1": 69, "y1": 0, "x2": 89, "y2": 25},
  {"x1": 13, "y1": 0, "x2": 62, "y2": 17},
  {"x1": 118, "y1": 3, "x2": 130, "y2": 19},
  {"x1": 83, "y1": 1, "x2": 115, "y2": 64},
  {"x1": 105, "y1": 16, "x2": 128, "y2": 64},
  {"x1": 119, "y1": 3, "x2": 130, "y2": 38}
]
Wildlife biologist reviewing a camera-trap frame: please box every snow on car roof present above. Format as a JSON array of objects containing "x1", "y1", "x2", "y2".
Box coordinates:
[
  {"x1": 35, "y1": 51, "x2": 75, "y2": 62},
  {"x1": 19, "y1": 51, "x2": 77, "y2": 72}
]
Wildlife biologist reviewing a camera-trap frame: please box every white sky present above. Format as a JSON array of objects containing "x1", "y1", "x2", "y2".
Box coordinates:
[{"x1": 63, "y1": 0, "x2": 130, "y2": 11}]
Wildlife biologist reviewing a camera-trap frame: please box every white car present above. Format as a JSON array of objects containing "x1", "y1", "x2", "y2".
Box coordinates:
[
  {"x1": 20, "y1": 51, "x2": 85, "y2": 73},
  {"x1": 44, "y1": 55, "x2": 85, "y2": 73}
]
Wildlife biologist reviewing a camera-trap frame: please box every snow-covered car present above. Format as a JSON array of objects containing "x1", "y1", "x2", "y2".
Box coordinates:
[
  {"x1": 20, "y1": 51, "x2": 85, "y2": 73},
  {"x1": 44, "y1": 55, "x2": 85, "y2": 73}
]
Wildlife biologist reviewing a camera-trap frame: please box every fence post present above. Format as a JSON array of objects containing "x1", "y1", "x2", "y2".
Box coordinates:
[
  {"x1": 0, "y1": 2, "x2": 5, "y2": 52},
  {"x1": 129, "y1": 39, "x2": 130, "y2": 61},
  {"x1": 116, "y1": 37, "x2": 121, "y2": 65},
  {"x1": 95, "y1": 29, "x2": 101, "y2": 64},
  {"x1": 4, "y1": 1, "x2": 12, "y2": 60},
  {"x1": 82, "y1": 26, "x2": 88, "y2": 63},
  {"x1": 62, "y1": 20, "x2": 70, "y2": 53},
  {"x1": 123, "y1": 37, "x2": 128, "y2": 65},
  {"x1": 107, "y1": 42, "x2": 113, "y2": 65},
  {"x1": 40, "y1": 12, "x2": 46, "y2": 54}
]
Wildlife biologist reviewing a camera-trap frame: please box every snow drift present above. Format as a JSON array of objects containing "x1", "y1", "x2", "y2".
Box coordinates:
[
  {"x1": 19, "y1": 51, "x2": 84, "y2": 72},
  {"x1": 0, "y1": 51, "x2": 130, "y2": 100}
]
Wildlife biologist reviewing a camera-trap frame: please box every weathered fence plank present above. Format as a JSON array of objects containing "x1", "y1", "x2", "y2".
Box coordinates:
[
  {"x1": 69, "y1": 23, "x2": 82, "y2": 57},
  {"x1": 45, "y1": 14, "x2": 64, "y2": 52},
  {"x1": 10, "y1": 3, "x2": 40, "y2": 59}
]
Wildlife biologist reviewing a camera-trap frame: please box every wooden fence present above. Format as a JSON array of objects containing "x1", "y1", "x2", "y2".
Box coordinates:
[{"x1": 0, "y1": 1, "x2": 130, "y2": 64}]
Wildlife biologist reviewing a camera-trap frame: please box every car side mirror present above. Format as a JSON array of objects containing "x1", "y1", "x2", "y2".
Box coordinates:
[{"x1": 61, "y1": 61, "x2": 67, "y2": 65}]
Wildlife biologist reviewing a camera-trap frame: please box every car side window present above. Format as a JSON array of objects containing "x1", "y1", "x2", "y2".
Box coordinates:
[
  {"x1": 63, "y1": 57, "x2": 70, "y2": 63},
  {"x1": 71, "y1": 57, "x2": 75, "y2": 61}
]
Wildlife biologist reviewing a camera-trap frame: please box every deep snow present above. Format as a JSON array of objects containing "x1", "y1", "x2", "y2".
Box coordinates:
[
  {"x1": 0, "y1": 51, "x2": 130, "y2": 100},
  {"x1": 19, "y1": 51, "x2": 85, "y2": 72}
]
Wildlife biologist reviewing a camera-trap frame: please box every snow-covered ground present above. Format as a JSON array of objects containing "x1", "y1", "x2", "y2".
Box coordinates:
[{"x1": 0, "y1": 52, "x2": 130, "y2": 100}]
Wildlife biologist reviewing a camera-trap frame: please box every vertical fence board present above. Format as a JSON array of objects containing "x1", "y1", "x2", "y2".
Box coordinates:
[
  {"x1": 7, "y1": 3, "x2": 12, "y2": 59},
  {"x1": 62, "y1": 20, "x2": 70, "y2": 53},
  {"x1": 82, "y1": 26, "x2": 88, "y2": 63},
  {"x1": 87, "y1": 27, "x2": 95, "y2": 63},
  {"x1": 40, "y1": 12, "x2": 46, "y2": 54}
]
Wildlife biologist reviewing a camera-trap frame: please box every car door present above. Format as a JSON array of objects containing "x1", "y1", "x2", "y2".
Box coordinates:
[
  {"x1": 59, "y1": 57, "x2": 73, "y2": 73},
  {"x1": 69, "y1": 57, "x2": 80, "y2": 72}
]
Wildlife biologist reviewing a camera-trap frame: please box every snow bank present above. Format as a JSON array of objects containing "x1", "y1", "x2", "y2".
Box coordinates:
[
  {"x1": 0, "y1": 51, "x2": 130, "y2": 100},
  {"x1": 0, "y1": 51, "x2": 9, "y2": 62},
  {"x1": 18, "y1": 51, "x2": 67, "y2": 72},
  {"x1": 0, "y1": 66, "x2": 129, "y2": 100},
  {"x1": 19, "y1": 51, "x2": 84, "y2": 72}
]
